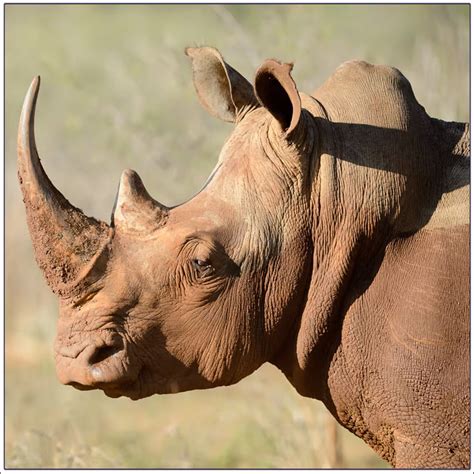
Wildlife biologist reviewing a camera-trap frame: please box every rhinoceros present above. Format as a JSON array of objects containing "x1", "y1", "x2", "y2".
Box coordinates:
[{"x1": 18, "y1": 47, "x2": 469, "y2": 468}]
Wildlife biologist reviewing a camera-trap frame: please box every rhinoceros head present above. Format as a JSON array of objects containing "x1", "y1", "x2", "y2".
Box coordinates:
[{"x1": 18, "y1": 47, "x2": 316, "y2": 399}]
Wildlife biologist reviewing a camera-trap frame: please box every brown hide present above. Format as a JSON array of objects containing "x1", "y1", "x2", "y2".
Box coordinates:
[
  {"x1": 335, "y1": 226, "x2": 469, "y2": 467},
  {"x1": 272, "y1": 60, "x2": 470, "y2": 467},
  {"x1": 18, "y1": 50, "x2": 469, "y2": 468}
]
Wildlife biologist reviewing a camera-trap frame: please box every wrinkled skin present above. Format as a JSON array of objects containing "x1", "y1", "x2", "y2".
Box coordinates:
[{"x1": 18, "y1": 47, "x2": 469, "y2": 468}]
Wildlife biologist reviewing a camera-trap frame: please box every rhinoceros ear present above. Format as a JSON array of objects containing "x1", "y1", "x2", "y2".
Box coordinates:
[
  {"x1": 185, "y1": 46, "x2": 259, "y2": 123},
  {"x1": 254, "y1": 59, "x2": 301, "y2": 135},
  {"x1": 112, "y1": 169, "x2": 168, "y2": 234}
]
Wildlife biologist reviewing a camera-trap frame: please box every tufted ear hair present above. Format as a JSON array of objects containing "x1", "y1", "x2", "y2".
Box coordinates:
[
  {"x1": 185, "y1": 46, "x2": 259, "y2": 123},
  {"x1": 254, "y1": 59, "x2": 301, "y2": 135}
]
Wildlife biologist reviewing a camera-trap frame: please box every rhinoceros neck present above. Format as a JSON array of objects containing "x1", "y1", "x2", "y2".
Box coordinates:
[
  {"x1": 420, "y1": 119, "x2": 469, "y2": 231},
  {"x1": 273, "y1": 73, "x2": 469, "y2": 398},
  {"x1": 271, "y1": 63, "x2": 469, "y2": 467},
  {"x1": 271, "y1": 95, "x2": 392, "y2": 400}
]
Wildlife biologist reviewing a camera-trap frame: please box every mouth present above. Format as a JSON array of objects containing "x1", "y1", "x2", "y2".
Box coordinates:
[
  {"x1": 67, "y1": 367, "x2": 146, "y2": 400},
  {"x1": 67, "y1": 379, "x2": 142, "y2": 400},
  {"x1": 62, "y1": 360, "x2": 191, "y2": 400},
  {"x1": 68, "y1": 381, "x2": 96, "y2": 392},
  {"x1": 57, "y1": 341, "x2": 146, "y2": 399},
  {"x1": 102, "y1": 384, "x2": 136, "y2": 399}
]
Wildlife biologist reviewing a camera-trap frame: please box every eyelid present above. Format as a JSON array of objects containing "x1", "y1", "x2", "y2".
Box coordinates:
[
  {"x1": 192, "y1": 258, "x2": 213, "y2": 269},
  {"x1": 180, "y1": 235, "x2": 214, "y2": 257}
]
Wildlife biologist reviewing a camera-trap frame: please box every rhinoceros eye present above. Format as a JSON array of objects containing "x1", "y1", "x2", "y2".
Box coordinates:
[{"x1": 192, "y1": 259, "x2": 215, "y2": 277}]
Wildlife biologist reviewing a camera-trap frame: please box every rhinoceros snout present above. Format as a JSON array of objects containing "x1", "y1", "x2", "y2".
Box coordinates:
[{"x1": 55, "y1": 337, "x2": 139, "y2": 395}]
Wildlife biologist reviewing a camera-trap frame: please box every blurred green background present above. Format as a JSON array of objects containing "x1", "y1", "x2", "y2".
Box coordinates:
[{"x1": 5, "y1": 4, "x2": 468, "y2": 468}]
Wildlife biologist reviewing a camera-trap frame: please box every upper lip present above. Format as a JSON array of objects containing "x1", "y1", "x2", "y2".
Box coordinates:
[
  {"x1": 67, "y1": 373, "x2": 139, "y2": 397},
  {"x1": 66, "y1": 363, "x2": 145, "y2": 400}
]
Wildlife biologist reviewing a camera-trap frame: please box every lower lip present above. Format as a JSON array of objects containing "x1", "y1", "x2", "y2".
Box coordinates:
[
  {"x1": 103, "y1": 389, "x2": 124, "y2": 399},
  {"x1": 101, "y1": 378, "x2": 139, "y2": 399},
  {"x1": 69, "y1": 382, "x2": 95, "y2": 391}
]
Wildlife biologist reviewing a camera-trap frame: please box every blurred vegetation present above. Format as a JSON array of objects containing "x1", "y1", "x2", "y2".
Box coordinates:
[{"x1": 5, "y1": 4, "x2": 468, "y2": 468}]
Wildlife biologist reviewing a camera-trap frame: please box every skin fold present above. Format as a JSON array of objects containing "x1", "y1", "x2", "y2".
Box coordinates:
[{"x1": 18, "y1": 47, "x2": 469, "y2": 468}]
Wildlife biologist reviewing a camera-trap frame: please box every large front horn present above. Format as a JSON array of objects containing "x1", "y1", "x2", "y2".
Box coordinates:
[{"x1": 18, "y1": 77, "x2": 111, "y2": 296}]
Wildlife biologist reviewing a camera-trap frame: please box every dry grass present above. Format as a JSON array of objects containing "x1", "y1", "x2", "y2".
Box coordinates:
[
  {"x1": 6, "y1": 361, "x2": 386, "y2": 468},
  {"x1": 5, "y1": 4, "x2": 468, "y2": 468}
]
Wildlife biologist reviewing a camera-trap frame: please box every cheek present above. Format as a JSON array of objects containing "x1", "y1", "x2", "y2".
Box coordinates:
[{"x1": 159, "y1": 281, "x2": 266, "y2": 382}]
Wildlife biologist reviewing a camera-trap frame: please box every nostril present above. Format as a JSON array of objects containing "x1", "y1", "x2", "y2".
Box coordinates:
[{"x1": 88, "y1": 343, "x2": 123, "y2": 365}]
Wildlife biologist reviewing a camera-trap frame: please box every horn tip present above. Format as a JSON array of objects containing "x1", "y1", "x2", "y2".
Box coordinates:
[
  {"x1": 118, "y1": 168, "x2": 144, "y2": 199},
  {"x1": 20, "y1": 76, "x2": 41, "y2": 114},
  {"x1": 18, "y1": 75, "x2": 42, "y2": 158},
  {"x1": 30, "y1": 75, "x2": 41, "y2": 94},
  {"x1": 120, "y1": 168, "x2": 140, "y2": 185}
]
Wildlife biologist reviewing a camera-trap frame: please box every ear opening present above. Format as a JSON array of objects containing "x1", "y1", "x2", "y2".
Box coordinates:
[
  {"x1": 255, "y1": 71, "x2": 293, "y2": 130},
  {"x1": 254, "y1": 60, "x2": 301, "y2": 134}
]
